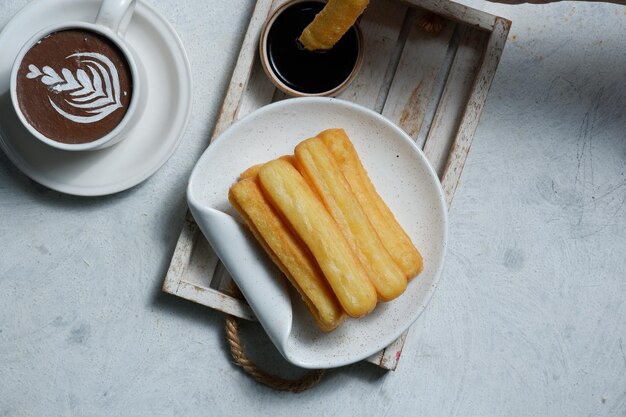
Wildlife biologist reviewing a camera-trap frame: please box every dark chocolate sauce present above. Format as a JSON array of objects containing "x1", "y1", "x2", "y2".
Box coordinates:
[{"x1": 267, "y1": 1, "x2": 360, "y2": 94}]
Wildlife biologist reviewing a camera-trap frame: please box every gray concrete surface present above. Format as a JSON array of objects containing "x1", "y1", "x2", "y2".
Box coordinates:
[{"x1": 1, "y1": 0, "x2": 625, "y2": 415}]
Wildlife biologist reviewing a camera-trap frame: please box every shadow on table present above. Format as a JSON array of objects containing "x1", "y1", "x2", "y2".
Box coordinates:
[
  {"x1": 0, "y1": 150, "x2": 141, "y2": 212},
  {"x1": 214, "y1": 315, "x2": 391, "y2": 392},
  {"x1": 150, "y1": 258, "x2": 391, "y2": 394}
]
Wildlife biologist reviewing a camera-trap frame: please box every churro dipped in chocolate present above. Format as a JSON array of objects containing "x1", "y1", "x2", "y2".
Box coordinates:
[{"x1": 299, "y1": 0, "x2": 369, "y2": 51}]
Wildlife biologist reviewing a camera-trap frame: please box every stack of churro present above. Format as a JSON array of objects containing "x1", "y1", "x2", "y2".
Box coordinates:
[{"x1": 228, "y1": 129, "x2": 423, "y2": 331}]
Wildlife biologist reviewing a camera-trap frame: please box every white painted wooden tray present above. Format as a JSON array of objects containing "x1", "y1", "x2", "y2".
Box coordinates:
[{"x1": 162, "y1": 0, "x2": 510, "y2": 370}]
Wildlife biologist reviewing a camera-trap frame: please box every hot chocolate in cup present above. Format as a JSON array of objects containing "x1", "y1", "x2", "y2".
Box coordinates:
[{"x1": 10, "y1": 0, "x2": 140, "y2": 151}]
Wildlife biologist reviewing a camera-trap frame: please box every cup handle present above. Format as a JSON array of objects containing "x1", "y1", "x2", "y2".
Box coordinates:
[{"x1": 95, "y1": 0, "x2": 137, "y2": 36}]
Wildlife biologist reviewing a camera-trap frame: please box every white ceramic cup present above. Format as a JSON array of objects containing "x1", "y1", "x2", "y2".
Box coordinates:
[{"x1": 9, "y1": 0, "x2": 140, "y2": 151}]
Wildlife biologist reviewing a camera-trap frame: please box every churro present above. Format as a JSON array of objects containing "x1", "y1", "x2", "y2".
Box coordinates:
[
  {"x1": 318, "y1": 128, "x2": 423, "y2": 279},
  {"x1": 239, "y1": 163, "x2": 263, "y2": 180},
  {"x1": 229, "y1": 177, "x2": 346, "y2": 331},
  {"x1": 298, "y1": 0, "x2": 369, "y2": 51},
  {"x1": 239, "y1": 156, "x2": 296, "y2": 180},
  {"x1": 295, "y1": 137, "x2": 407, "y2": 301},
  {"x1": 258, "y1": 158, "x2": 377, "y2": 318}
]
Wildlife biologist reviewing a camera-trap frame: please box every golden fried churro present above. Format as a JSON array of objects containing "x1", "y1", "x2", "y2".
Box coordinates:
[
  {"x1": 240, "y1": 156, "x2": 295, "y2": 180},
  {"x1": 229, "y1": 177, "x2": 346, "y2": 331},
  {"x1": 295, "y1": 137, "x2": 407, "y2": 301},
  {"x1": 239, "y1": 163, "x2": 264, "y2": 180},
  {"x1": 298, "y1": 0, "x2": 369, "y2": 51},
  {"x1": 258, "y1": 159, "x2": 377, "y2": 317},
  {"x1": 318, "y1": 129, "x2": 423, "y2": 279}
]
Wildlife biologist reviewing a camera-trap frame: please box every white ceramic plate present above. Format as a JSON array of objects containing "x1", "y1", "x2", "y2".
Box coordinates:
[
  {"x1": 188, "y1": 98, "x2": 447, "y2": 369},
  {"x1": 0, "y1": 0, "x2": 192, "y2": 196}
]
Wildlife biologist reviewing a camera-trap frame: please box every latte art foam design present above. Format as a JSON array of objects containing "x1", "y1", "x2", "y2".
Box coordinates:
[{"x1": 26, "y1": 52, "x2": 123, "y2": 124}]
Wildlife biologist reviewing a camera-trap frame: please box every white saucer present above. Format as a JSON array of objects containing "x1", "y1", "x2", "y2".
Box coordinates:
[{"x1": 0, "y1": 0, "x2": 192, "y2": 196}]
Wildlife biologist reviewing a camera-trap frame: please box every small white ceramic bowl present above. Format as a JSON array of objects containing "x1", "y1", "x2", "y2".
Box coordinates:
[{"x1": 259, "y1": 0, "x2": 364, "y2": 97}]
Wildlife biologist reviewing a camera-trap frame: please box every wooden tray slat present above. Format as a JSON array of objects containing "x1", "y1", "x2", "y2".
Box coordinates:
[
  {"x1": 212, "y1": 0, "x2": 276, "y2": 138},
  {"x1": 382, "y1": 12, "x2": 455, "y2": 143},
  {"x1": 440, "y1": 17, "x2": 510, "y2": 205},
  {"x1": 336, "y1": 0, "x2": 408, "y2": 108},
  {"x1": 403, "y1": 0, "x2": 498, "y2": 31},
  {"x1": 423, "y1": 26, "x2": 487, "y2": 176}
]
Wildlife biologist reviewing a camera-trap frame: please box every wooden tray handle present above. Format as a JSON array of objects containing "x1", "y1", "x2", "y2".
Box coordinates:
[{"x1": 225, "y1": 315, "x2": 325, "y2": 392}]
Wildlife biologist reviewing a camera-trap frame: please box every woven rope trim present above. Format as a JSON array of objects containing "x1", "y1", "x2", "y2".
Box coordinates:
[
  {"x1": 225, "y1": 315, "x2": 325, "y2": 392},
  {"x1": 418, "y1": 13, "x2": 444, "y2": 34}
]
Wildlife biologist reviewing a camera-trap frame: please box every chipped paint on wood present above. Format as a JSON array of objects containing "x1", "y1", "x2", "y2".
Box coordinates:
[
  {"x1": 382, "y1": 13, "x2": 455, "y2": 142},
  {"x1": 441, "y1": 17, "x2": 511, "y2": 206},
  {"x1": 423, "y1": 26, "x2": 488, "y2": 177},
  {"x1": 211, "y1": 0, "x2": 277, "y2": 139},
  {"x1": 401, "y1": 0, "x2": 500, "y2": 32},
  {"x1": 177, "y1": 281, "x2": 256, "y2": 321}
]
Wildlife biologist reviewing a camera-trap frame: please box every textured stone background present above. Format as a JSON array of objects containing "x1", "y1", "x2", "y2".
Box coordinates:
[{"x1": 1, "y1": 0, "x2": 625, "y2": 415}]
